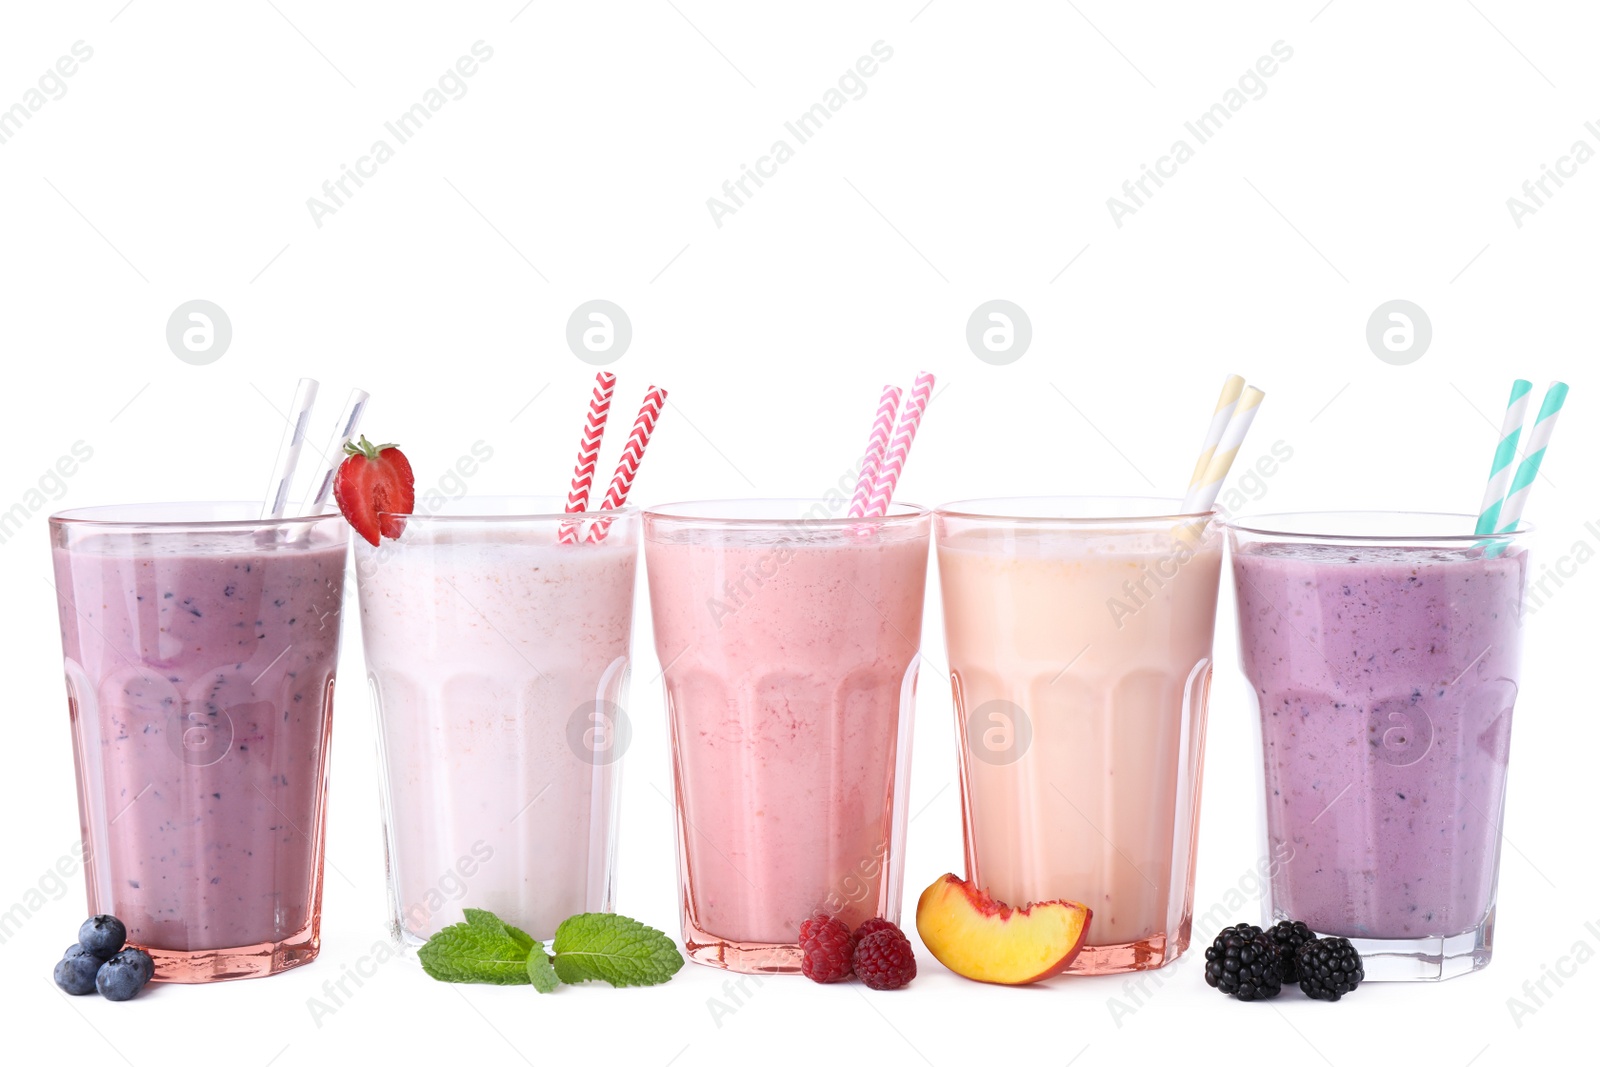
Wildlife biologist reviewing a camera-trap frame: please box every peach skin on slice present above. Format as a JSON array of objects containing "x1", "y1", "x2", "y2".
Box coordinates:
[{"x1": 915, "y1": 873, "x2": 1092, "y2": 985}]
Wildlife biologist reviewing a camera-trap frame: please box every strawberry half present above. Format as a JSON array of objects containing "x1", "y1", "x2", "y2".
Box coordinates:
[{"x1": 332, "y1": 435, "x2": 416, "y2": 546}]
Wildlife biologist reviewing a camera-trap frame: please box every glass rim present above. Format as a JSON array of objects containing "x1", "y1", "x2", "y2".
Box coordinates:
[
  {"x1": 49, "y1": 501, "x2": 342, "y2": 531},
  {"x1": 935, "y1": 495, "x2": 1216, "y2": 524},
  {"x1": 1222, "y1": 509, "x2": 1532, "y2": 542},
  {"x1": 643, "y1": 498, "x2": 928, "y2": 528},
  {"x1": 375, "y1": 496, "x2": 638, "y2": 523}
]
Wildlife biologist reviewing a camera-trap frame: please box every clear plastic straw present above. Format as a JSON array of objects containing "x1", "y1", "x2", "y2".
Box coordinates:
[
  {"x1": 301, "y1": 387, "x2": 369, "y2": 515},
  {"x1": 260, "y1": 377, "x2": 320, "y2": 520}
]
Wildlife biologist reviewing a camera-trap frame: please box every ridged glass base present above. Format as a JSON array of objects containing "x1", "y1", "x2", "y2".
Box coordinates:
[
  {"x1": 1330, "y1": 922, "x2": 1493, "y2": 982},
  {"x1": 683, "y1": 921, "x2": 804, "y2": 974},
  {"x1": 1068, "y1": 931, "x2": 1183, "y2": 975},
  {"x1": 148, "y1": 923, "x2": 320, "y2": 983}
]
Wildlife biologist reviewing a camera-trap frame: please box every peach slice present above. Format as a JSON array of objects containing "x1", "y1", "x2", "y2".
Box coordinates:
[{"x1": 915, "y1": 873, "x2": 1092, "y2": 985}]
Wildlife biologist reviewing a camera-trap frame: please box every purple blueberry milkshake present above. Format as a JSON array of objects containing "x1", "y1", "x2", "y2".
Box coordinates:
[
  {"x1": 51, "y1": 504, "x2": 347, "y2": 982},
  {"x1": 1229, "y1": 513, "x2": 1528, "y2": 980}
]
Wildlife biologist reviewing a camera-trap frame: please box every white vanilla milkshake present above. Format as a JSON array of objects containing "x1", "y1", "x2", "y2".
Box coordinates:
[{"x1": 355, "y1": 507, "x2": 637, "y2": 943}]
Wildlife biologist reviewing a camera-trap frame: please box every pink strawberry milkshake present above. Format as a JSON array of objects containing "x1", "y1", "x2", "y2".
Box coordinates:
[{"x1": 644, "y1": 501, "x2": 930, "y2": 972}]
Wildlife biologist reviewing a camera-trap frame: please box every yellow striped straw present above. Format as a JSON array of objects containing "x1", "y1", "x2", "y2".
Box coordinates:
[
  {"x1": 1187, "y1": 374, "x2": 1246, "y2": 494},
  {"x1": 1183, "y1": 385, "x2": 1265, "y2": 514}
]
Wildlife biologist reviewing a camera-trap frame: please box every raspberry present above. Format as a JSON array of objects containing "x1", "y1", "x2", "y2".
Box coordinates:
[
  {"x1": 853, "y1": 929, "x2": 917, "y2": 990},
  {"x1": 798, "y1": 914, "x2": 855, "y2": 983},
  {"x1": 853, "y1": 917, "x2": 901, "y2": 940}
]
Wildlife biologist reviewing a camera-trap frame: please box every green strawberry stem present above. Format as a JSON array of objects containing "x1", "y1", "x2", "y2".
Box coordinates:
[{"x1": 343, "y1": 434, "x2": 397, "y2": 460}]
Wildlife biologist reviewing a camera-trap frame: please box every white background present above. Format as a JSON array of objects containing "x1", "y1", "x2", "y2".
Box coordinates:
[{"x1": 2, "y1": 2, "x2": 1595, "y2": 1064}]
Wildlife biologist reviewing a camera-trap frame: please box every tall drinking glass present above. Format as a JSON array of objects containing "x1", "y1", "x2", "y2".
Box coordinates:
[
  {"x1": 935, "y1": 497, "x2": 1223, "y2": 974},
  {"x1": 354, "y1": 498, "x2": 637, "y2": 944},
  {"x1": 51, "y1": 503, "x2": 348, "y2": 982},
  {"x1": 644, "y1": 500, "x2": 930, "y2": 973},
  {"x1": 1227, "y1": 511, "x2": 1528, "y2": 980}
]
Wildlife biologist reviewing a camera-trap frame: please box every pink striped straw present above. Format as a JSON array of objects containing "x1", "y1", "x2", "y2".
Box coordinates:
[
  {"x1": 847, "y1": 384, "x2": 903, "y2": 519},
  {"x1": 559, "y1": 372, "x2": 617, "y2": 544},
  {"x1": 587, "y1": 385, "x2": 668, "y2": 543},
  {"x1": 863, "y1": 371, "x2": 935, "y2": 518}
]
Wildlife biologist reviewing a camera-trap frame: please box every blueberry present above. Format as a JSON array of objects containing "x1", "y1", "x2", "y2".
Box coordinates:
[
  {"x1": 78, "y1": 915, "x2": 127, "y2": 960},
  {"x1": 54, "y1": 952, "x2": 100, "y2": 995},
  {"x1": 110, "y1": 948, "x2": 155, "y2": 986},
  {"x1": 95, "y1": 955, "x2": 144, "y2": 1001},
  {"x1": 63, "y1": 943, "x2": 95, "y2": 960}
]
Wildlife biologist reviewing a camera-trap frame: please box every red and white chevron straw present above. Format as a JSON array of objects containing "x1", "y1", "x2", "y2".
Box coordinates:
[
  {"x1": 863, "y1": 371, "x2": 935, "y2": 518},
  {"x1": 587, "y1": 385, "x2": 668, "y2": 543},
  {"x1": 847, "y1": 384, "x2": 903, "y2": 519},
  {"x1": 558, "y1": 371, "x2": 616, "y2": 544}
]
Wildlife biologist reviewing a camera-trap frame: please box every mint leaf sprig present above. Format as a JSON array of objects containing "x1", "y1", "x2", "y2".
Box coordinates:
[
  {"x1": 418, "y1": 909, "x2": 684, "y2": 993},
  {"x1": 549, "y1": 913, "x2": 685, "y2": 989},
  {"x1": 416, "y1": 909, "x2": 533, "y2": 985},
  {"x1": 526, "y1": 946, "x2": 560, "y2": 993}
]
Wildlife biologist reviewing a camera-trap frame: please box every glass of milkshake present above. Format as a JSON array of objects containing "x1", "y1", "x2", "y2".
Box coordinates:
[
  {"x1": 354, "y1": 498, "x2": 637, "y2": 945},
  {"x1": 51, "y1": 503, "x2": 348, "y2": 982},
  {"x1": 934, "y1": 497, "x2": 1224, "y2": 974},
  {"x1": 1228, "y1": 511, "x2": 1529, "y2": 980},
  {"x1": 644, "y1": 500, "x2": 931, "y2": 972}
]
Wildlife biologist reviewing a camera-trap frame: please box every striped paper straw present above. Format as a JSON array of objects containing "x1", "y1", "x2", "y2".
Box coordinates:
[
  {"x1": 587, "y1": 385, "x2": 668, "y2": 543},
  {"x1": 847, "y1": 384, "x2": 903, "y2": 519},
  {"x1": 260, "y1": 377, "x2": 320, "y2": 519},
  {"x1": 559, "y1": 372, "x2": 617, "y2": 544},
  {"x1": 864, "y1": 371, "x2": 935, "y2": 518},
  {"x1": 1473, "y1": 379, "x2": 1533, "y2": 535},
  {"x1": 1186, "y1": 374, "x2": 1246, "y2": 497},
  {"x1": 1492, "y1": 380, "x2": 1568, "y2": 535},
  {"x1": 301, "y1": 387, "x2": 370, "y2": 514},
  {"x1": 1181, "y1": 385, "x2": 1264, "y2": 514}
]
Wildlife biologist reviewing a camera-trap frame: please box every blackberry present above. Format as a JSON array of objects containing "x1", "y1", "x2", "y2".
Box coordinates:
[
  {"x1": 1296, "y1": 936, "x2": 1363, "y2": 1001},
  {"x1": 1266, "y1": 920, "x2": 1318, "y2": 982},
  {"x1": 1203, "y1": 923, "x2": 1282, "y2": 1000}
]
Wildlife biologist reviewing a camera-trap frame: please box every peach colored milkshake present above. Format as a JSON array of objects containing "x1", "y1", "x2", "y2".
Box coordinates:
[
  {"x1": 936, "y1": 498, "x2": 1222, "y2": 974},
  {"x1": 644, "y1": 501, "x2": 930, "y2": 973}
]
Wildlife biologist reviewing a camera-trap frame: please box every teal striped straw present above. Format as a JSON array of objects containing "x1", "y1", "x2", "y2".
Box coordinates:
[
  {"x1": 1493, "y1": 381, "x2": 1569, "y2": 536},
  {"x1": 1474, "y1": 379, "x2": 1532, "y2": 536}
]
